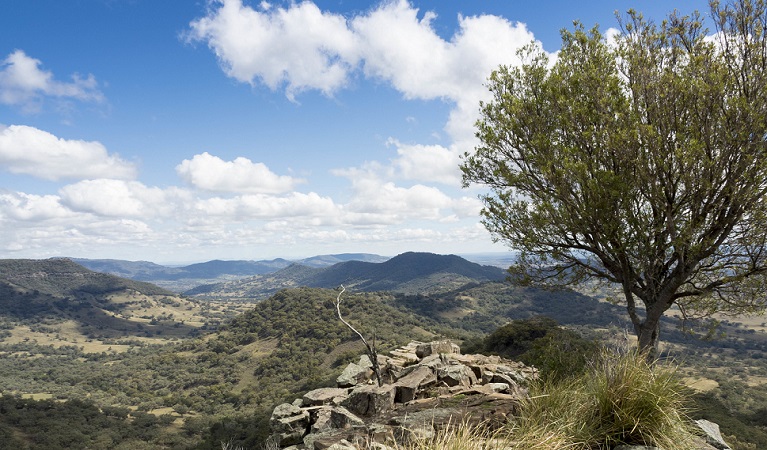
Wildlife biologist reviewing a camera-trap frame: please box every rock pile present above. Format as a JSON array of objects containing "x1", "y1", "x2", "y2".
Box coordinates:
[
  {"x1": 269, "y1": 340, "x2": 536, "y2": 449},
  {"x1": 269, "y1": 340, "x2": 731, "y2": 450}
]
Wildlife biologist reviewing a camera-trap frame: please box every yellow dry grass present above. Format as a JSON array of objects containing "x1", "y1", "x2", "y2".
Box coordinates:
[{"x1": 682, "y1": 376, "x2": 720, "y2": 392}]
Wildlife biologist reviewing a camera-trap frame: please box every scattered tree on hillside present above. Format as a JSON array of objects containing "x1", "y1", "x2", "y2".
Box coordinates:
[
  {"x1": 461, "y1": 0, "x2": 767, "y2": 352},
  {"x1": 334, "y1": 285, "x2": 383, "y2": 386}
]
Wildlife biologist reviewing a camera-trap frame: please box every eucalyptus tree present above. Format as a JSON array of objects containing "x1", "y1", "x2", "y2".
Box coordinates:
[{"x1": 461, "y1": 0, "x2": 767, "y2": 352}]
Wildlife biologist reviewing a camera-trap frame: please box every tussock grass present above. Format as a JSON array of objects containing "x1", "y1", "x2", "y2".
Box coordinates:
[
  {"x1": 510, "y1": 349, "x2": 696, "y2": 450},
  {"x1": 394, "y1": 349, "x2": 696, "y2": 450},
  {"x1": 393, "y1": 420, "x2": 513, "y2": 450}
]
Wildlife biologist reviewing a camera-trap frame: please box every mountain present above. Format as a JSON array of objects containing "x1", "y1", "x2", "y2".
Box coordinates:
[
  {"x1": 297, "y1": 253, "x2": 390, "y2": 267},
  {"x1": 73, "y1": 254, "x2": 389, "y2": 292},
  {"x1": 73, "y1": 257, "x2": 292, "y2": 281},
  {"x1": 186, "y1": 252, "x2": 507, "y2": 299},
  {"x1": 0, "y1": 258, "x2": 173, "y2": 298}
]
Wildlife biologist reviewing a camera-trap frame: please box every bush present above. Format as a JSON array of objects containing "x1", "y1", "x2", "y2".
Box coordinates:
[
  {"x1": 518, "y1": 327, "x2": 598, "y2": 383},
  {"x1": 510, "y1": 349, "x2": 696, "y2": 449},
  {"x1": 470, "y1": 317, "x2": 598, "y2": 383}
]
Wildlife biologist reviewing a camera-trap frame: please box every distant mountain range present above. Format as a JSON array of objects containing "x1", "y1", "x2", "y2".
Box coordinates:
[
  {"x1": 186, "y1": 252, "x2": 508, "y2": 299},
  {"x1": 73, "y1": 253, "x2": 390, "y2": 292}
]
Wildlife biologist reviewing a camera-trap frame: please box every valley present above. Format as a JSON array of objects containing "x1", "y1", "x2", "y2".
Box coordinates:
[{"x1": 0, "y1": 254, "x2": 765, "y2": 449}]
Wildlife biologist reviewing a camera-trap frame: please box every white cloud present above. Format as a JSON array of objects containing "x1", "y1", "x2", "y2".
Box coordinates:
[
  {"x1": 335, "y1": 167, "x2": 454, "y2": 221},
  {"x1": 388, "y1": 139, "x2": 461, "y2": 185},
  {"x1": 0, "y1": 50, "x2": 104, "y2": 112},
  {"x1": 176, "y1": 152, "x2": 302, "y2": 194},
  {"x1": 0, "y1": 125, "x2": 137, "y2": 181},
  {"x1": 0, "y1": 191, "x2": 72, "y2": 221},
  {"x1": 58, "y1": 179, "x2": 175, "y2": 217},
  {"x1": 188, "y1": 0, "x2": 542, "y2": 144},
  {"x1": 192, "y1": 191, "x2": 339, "y2": 220},
  {"x1": 187, "y1": 0, "x2": 359, "y2": 101}
]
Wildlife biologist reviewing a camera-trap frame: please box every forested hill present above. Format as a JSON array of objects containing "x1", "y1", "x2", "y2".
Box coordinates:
[
  {"x1": 0, "y1": 258, "x2": 173, "y2": 297},
  {"x1": 186, "y1": 252, "x2": 508, "y2": 299}
]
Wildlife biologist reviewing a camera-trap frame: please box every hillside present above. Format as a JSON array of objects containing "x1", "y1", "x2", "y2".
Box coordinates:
[
  {"x1": 186, "y1": 252, "x2": 507, "y2": 299},
  {"x1": 0, "y1": 286, "x2": 453, "y2": 448},
  {"x1": 0, "y1": 258, "x2": 218, "y2": 352},
  {"x1": 1, "y1": 259, "x2": 766, "y2": 448},
  {"x1": 0, "y1": 258, "x2": 173, "y2": 298}
]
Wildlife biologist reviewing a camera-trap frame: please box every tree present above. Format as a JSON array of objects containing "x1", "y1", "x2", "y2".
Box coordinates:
[{"x1": 461, "y1": 0, "x2": 767, "y2": 352}]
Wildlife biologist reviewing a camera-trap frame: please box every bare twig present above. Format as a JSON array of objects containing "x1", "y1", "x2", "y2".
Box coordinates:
[{"x1": 335, "y1": 285, "x2": 382, "y2": 386}]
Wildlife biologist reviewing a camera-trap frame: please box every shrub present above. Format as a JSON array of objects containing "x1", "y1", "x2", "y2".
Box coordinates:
[
  {"x1": 510, "y1": 349, "x2": 696, "y2": 450},
  {"x1": 518, "y1": 327, "x2": 599, "y2": 383}
]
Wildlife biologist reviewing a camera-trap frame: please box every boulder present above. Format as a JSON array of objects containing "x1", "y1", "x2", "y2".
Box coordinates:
[
  {"x1": 438, "y1": 364, "x2": 478, "y2": 388},
  {"x1": 341, "y1": 384, "x2": 396, "y2": 417},
  {"x1": 336, "y1": 362, "x2": 373, "y2": 388},
  {"x1": 330, "y1": 406, "x2": 364, "y2": 429},
  {"x1": 695, "y1": 419, "x2": 732, "y2": 450},
  {"x1": 394, "y1": 365, "x2": 437, "y2": 403},
  {"x1": 415, "y1": 340, "x2": 460, "y2": 358},
  {"x1": 303, "y1": 388, "x2": 349, "y2": 407},
  {"x1": 270, "y1": 403, "x2": 310, "y2": 447}
]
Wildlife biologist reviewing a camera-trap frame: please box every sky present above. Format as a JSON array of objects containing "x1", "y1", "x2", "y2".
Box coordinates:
[{"x1": 0, "y1": 0, "x2": 711, "y2": 263}]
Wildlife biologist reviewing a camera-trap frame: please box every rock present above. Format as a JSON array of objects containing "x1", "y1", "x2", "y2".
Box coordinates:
[
  {"x1": 303, "y1": 388, "x2": 349, "y2": 406},
  {"x1": 341, "y1": 384, "x2": 395, "y2": 417},
  {"x1": 695, "y1": 419, "x2": 732, "y2": 450},
  {"x1": 312, "y1": 436, "x2": 357, "y2": 450},
  {"x1": 310, "y1": 408, "x2": 333, "y2": 434},
  {"x1": 270, "y1": 403, "x2": 310, "y2": 447},
  {"x1": 438, "y1": 364, "x2": 477, "y2": 388},
  {"x1": 483, "y1": 382, "x2": 511, "y2": 393},
  {"x1": 415, "y1": 340, "x2": 460, "y2": 358},
  {"x1": 336, "y1": 362, "x2": 373, "y2": 388},
  {"x1": 330, "y1": 406, "x2": 364, "y2": 429},
  {"x1": 394, "y1": 365, "x2": 437, "y2": 403},
  {"x1": 326, "y1": 440, "x2": 357, "y2": 450},
  {"x1": 491, "y1": 372, "x2": 516, "y2": 387}
]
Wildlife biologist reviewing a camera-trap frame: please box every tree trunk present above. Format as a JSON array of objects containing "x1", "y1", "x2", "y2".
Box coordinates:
[{"x1": 636, "y1": 313, "x2": 662, "y2": 356}]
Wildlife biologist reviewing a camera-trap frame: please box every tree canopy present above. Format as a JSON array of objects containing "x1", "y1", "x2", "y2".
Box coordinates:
[{"x1": 461, "y1": 0, "x2": 767, "y2": 351}]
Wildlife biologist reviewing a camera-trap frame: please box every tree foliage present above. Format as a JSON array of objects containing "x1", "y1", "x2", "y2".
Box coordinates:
[{"x1": 462, "y1": 0, "x2": 767, "y2": 351}]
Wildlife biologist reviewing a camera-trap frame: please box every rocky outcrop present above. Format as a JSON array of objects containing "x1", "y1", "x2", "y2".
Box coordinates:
[
  {"x1": 269, "y1": 340, "x2": 536, "y2": 449},
  {"x1": 269, "y1": 340, "x2": 731, "y2": 450}
]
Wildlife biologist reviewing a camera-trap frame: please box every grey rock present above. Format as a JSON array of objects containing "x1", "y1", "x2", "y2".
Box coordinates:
[
  {"x1": 330, "y1": 406, "x2": 364, "y2": 429},
  {"x1": 303, "y1": 387, "x2": 349, "y2": 406},
  {"x1": 336, "y1": 362, "x2": 373, "y2": 388},
  {"x1": 695, "y1": 419, "x2": 732, "y2": 450},
  {"x1": 270, "y1": 403, "x2": 310, "y2": 447},
  {"x1": 415, "y1": 340, "x2": 460, "y2": 358},
  {"x1": 341, "y1": 383, "x2": 395, "y2": 417},
  {"x1": 394, "y1": 365, "x2": 437, "y2": 403},
  {"x1": 438, "y1": 364, "x2": 477, "y2": 388}
]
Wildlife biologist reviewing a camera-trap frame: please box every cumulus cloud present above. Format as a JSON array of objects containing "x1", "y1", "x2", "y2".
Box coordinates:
[
  {"x1": 0, "y1": 50, "x2": 104, "y2": 112},
  {"x1": 187, "y1": 0, "x2": 358, "y2": 101},
  {"x1": 58, "y1": 179, "x2": 177, "y2": 217},
  {"x1": 192, "y1": 191, "x2": 337, "y2": 219},
  {"x1": 388, "y1": 139, "x2": 461, "y2": 185},
  {"x1": 0, "y1": 191, "x2": 73, "y2": 221},
  {"x1": 0, "y1": 125, "x2": 137, "y2": 181},
  {"x1": 176, "y1": 152, "x2": 302, "y2": 194},
  {"x1": 188, "y1": 0, "x2": 542, "y2": 142}
]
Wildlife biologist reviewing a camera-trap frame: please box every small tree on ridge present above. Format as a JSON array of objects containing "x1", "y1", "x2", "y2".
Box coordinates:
[{"x1": 461, "y1": 0, "x2": 767, "y2": 352}]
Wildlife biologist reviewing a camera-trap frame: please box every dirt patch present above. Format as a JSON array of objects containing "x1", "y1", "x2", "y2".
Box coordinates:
[{"x1": 683, "y1": 376, "x2": 720, "y2": 392}]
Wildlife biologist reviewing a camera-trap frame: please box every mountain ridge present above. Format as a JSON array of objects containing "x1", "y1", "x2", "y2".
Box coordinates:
[{"x1": 186, "y1": 252, "x2": 507, "y2": 299}]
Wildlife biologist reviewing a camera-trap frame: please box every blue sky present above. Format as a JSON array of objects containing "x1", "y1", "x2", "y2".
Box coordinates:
[{"x1": 0, "y1": 0, "x2": 710, "y2": 263}]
